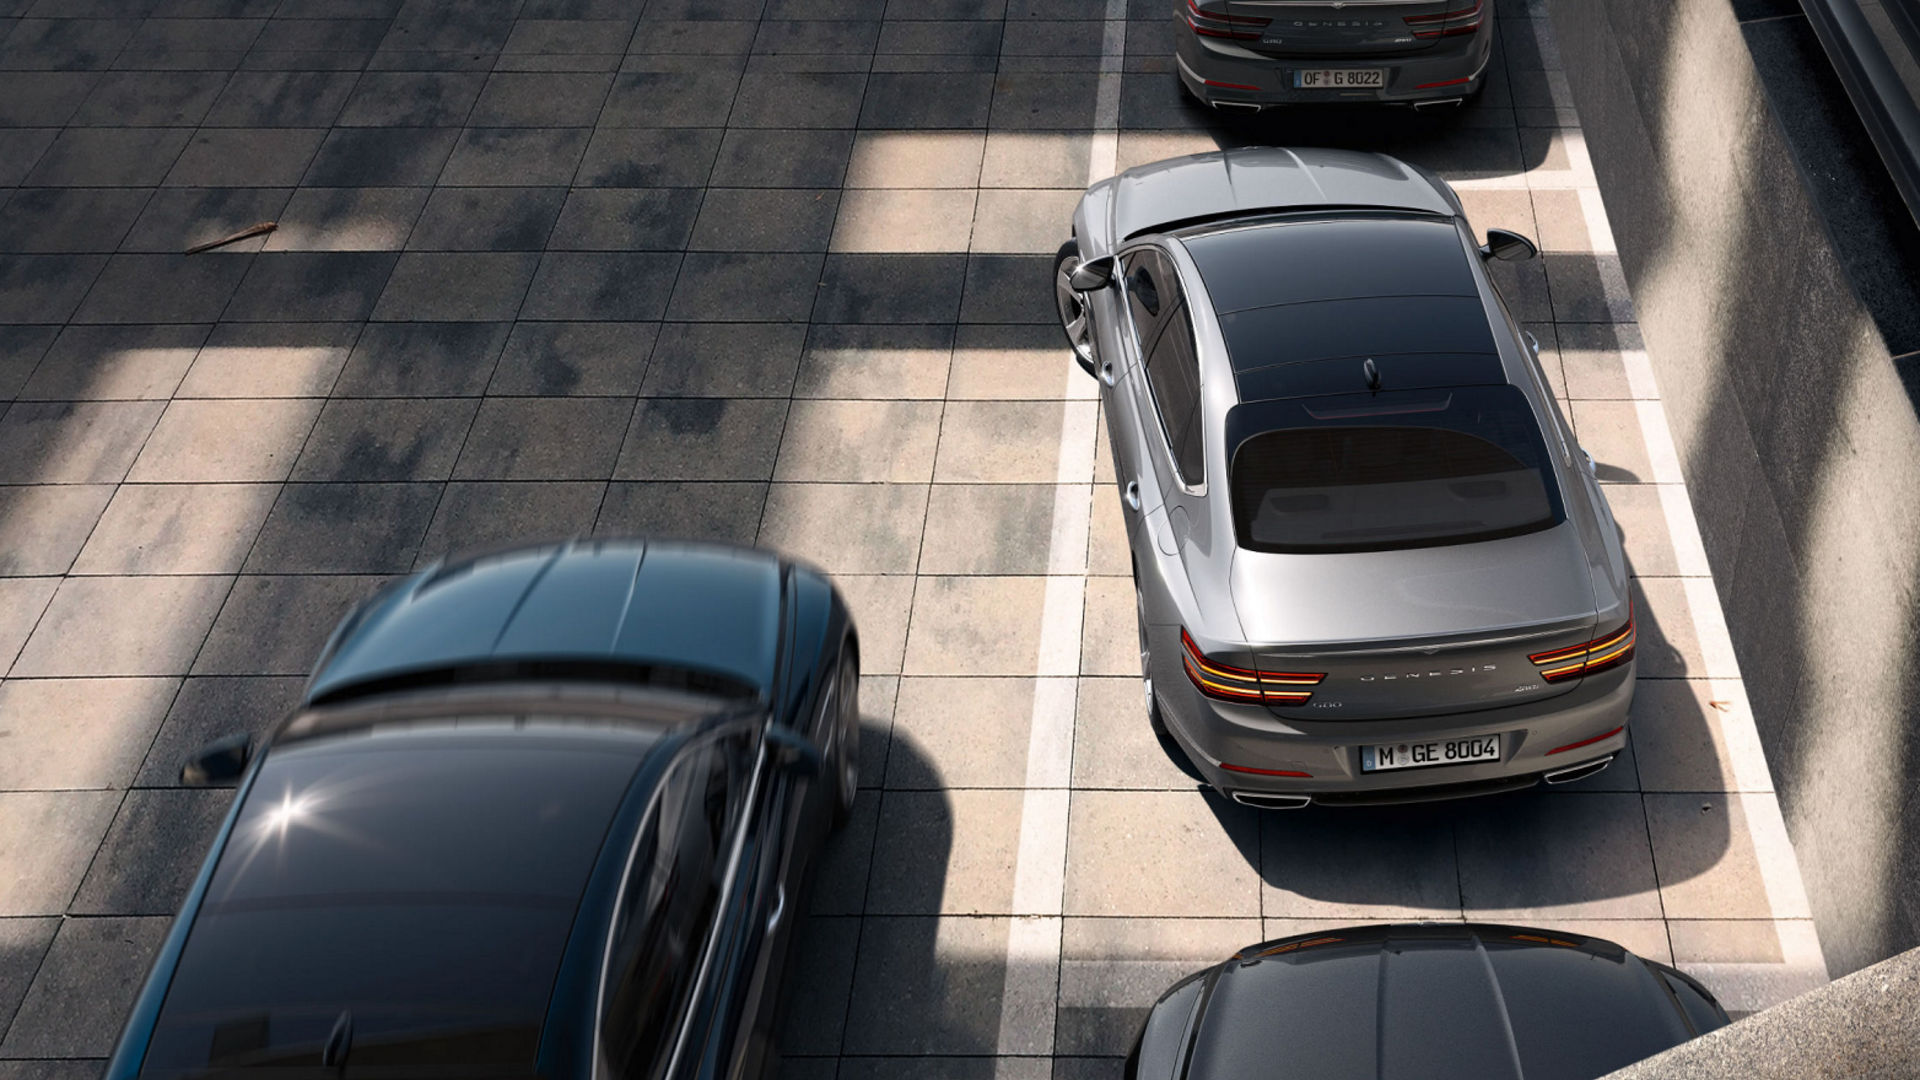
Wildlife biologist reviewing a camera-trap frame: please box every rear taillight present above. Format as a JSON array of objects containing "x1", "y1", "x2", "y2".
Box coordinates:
[
  {"x1": 1528, "y1": 608, "x2": 1635, "y2": 684},
  {"x1": 1405, "y1": 1, "x2": 1483, "y2": 38},
  {"x1": 1185, "y1": 0, "x2": 1270, "y2": 41},
  {"x1": 1180, "y1": 629, "x2": 1324, "y2": 705}
]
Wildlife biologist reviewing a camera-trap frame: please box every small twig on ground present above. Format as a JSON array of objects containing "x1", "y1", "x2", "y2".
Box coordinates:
[{"x1": 186, "y1": 221, "x2": 277, "y2": 255}]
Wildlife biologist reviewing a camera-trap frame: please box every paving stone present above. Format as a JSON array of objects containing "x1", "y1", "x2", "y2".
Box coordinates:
[
  {"x1": 408, "y1": 186, "x2": 567, "y2": 251},
  {"x1": 860, "y1": 71, "x2": 993, "y2": 129},
  {"x1": 438, "y1": 125, "x2": 591, "y2": 186},
  {"x1": 1258, "y1": 806, "x2": 1462, "y2": 918},
  {"x1": 638, "y1": 322, "x2": 805, "y2": 397},
  {"x1": 0, "y1": 187, "x2": 146, "y2": 253},
  {"x1": 469, "y1": 71, "x2": 612, "y2": 126},
  {"x1": 491, "y1": 321, "x2": 658, "y2": 396},
  {"x1": 594, "y1": 480, "x2": 766, "y2": 545},
  {"x1": 24, "y1": 127, "x2": 189, "y2": 187},
  {"x1": 904, "y1": 575, "x2": 1060, "y2": 676},
  {"x1": 813, "y1": 253, "x2": 965, "y2": 323},
  {"x1": 68, "y1": 70, "x2": 225, "y2": 126},
  {"x1": 1644, "y1": 792, "x2": 1775, "y2": 919},
  {"x1": 0, "y1": 917, "x2": 57, "y2": 1049},
  {"x1": 869, "y1": 789, "x2": 1023, "y2": 914},
  {"x1": 69, "y1": 252, "x2": 250, "y2": 324},
  {"x1": 18, "y1": 324, "x2": 206, "y2": 401},
  {"x1": 201, "y1": 69, "x2": 358, "y2": 126},
  {"x1": 549, "y1": 187, "x2": 703, "y2": 251},
  {"x1": 935, "y1": 400, "x2": 1092, "y2": 483},
  {"x1": 0, "y1": 577, "x2": 56, "y2": 675},
  {"x1": 0, "y1": 1057, "x2": 108, "y2": 1080},
  {"x1": 991, "y1": 71, "x2": 1098, "y2": 129},
  {"x1": 521, "y1": 250, "x2": 682, "y2": 320},
  {"x1": 666, "y1": 251, "x2": 819, "y2": 322},
  {"x1": 972, "y1": 187, "x2": 1078, "y2": 254},
  {"x1": 0, "y1": 129, "x2": 58, "y2": 186},
  {"x1": 831, "y1": 188, "x2": 974, "y2": 253},
  {"x1": 164, "y1": 128, "x2": 326, "y2": 187},
  {"x1": 191, "y1": 573, "x2": 388, "y2": 675},
  {"x1": 875, "y1": 18, "x2": 1000, "y2": 57},
  {"x1": 263, "y1": 186, "x2": 428, "y2": 252},
  {"x1": 0, "y1": 324, "x2": 58, "y2": 399},
  {"x1": 709, "y1": 127, "x2": 852, "y2": 187},
  {"x1": 598, "y1": 69, "x2": 740, "y2": 127},
  {"x1": 1070, "y1": 676, "x2": 1196, "y2": 791},
  {"x1": 0, "y1": 18, "x2": 139, "y2": 71},
  {"x1": 829, "y1": 573, "x2": 913, "y2": 675},
  {"x1": 0, "y1": 400, "x2": 164, "y2": 484},
  {"x1": 947, "y1": 323, "x2": 1081, "y2": 400},
  {"x1": 133, "y1": 674, "x2": 304, "y2": 788},
  {"x1": 72, "y1": 483, "x2": 277, "y2": 575},
  {"x1": 453, "y1": 396, "x2": 632, "y2": 480},
  {"x1": 303, "y1": 126, "x2": 460, "y2": 189},
  {"x1": 503, "y1": 17, "x2": 635, "y2": 56},
  {"x1": 12, "y1": 575, "x2": 231, "y2": 677},
  {"x1": 775, "y1": 399, "x2": 942, "y2": 483},
  {"x1": 615, "y1": 397, "x2": 786, "y2": 480},
  {"x1": 416, "y1": 480, "x2": 605, "y2": 564},
  {"x1": 119, "y1": 187, "x2": 291, "y2": 255},
  {"x1": 1056, "y1": 918, "x2": 1255, "y2": 1057},
  {"x1": 577, "y1": 127, "x2": 721, "y2": 187},
  {"x1": 842, "y1": 915, "x2": 1009, "y2": 1055},
  {"x1": 1065, "y1": 790, "x2": 1261, "y2": 917},
  {"x1": 794, "y1": 323, "x2": 951, "y2": 400},
  {"x1": 0, "y1": 917, "x2": 170, "y2": 1058},
  {"x1": 337, "y1": 69, "x2": 484, "y2": 126},
  {"x1": 373, "y1": 251, "x2": 540, "y2": 320},
  {"x1": 980, "y1": 130, "x2": 1089, "y2": 187},
  {"x1": 69, "y1": 788, "x2": 232, "y2": 916},
  {"x1": 331, "y1": 320, "x2": 509, "y2": 396},
  {"x1": 729, "y1": 70, "x2": 865, "y2": 128},
  {"x1": 0, "y1": 485, "x2": 114, "y2": 576},
  {"x1": 775, "y1": 913, "x2": 860, "y2": 1055},
  {"x1": 757, "y1": 482, "x2": 927, "y2": 574},
  {"x1": 0, "y1": 72, "x2": 99, "y2": 127},
  {"x1": 1456, "y1": 790, "x2": 1664, "y2": 920},
  {"x1": 0, "y1": 254, "x2": 108, "y2": 324},
  {"x1": 689, "y1": 187, "x2": 838, "y2": 252},
  {"x1": 1629, "y1": 678, "x2": 1749, "y2": 793},
  {"x1": 0, "y1": 678, "x2": 176, "y2": 791},
  {"x1": 128, "y1": 398, "x2": 319, "y2": 482},
  {"x1": 176, "y1": 321, "x2": 358, "y2": 398},
  {"x1": 917, "y1": 484, "x2": 1056, "y2": 575},
  {"x1": 845, "y1": 130, "x2": 985, "y2": 188},
  {"x1": 959, "y1": 253, "x2": 1053, "y2": 323},
  {"x1": 1077, "y1": 574, "x2": 1135, "y2": 677},
  {"x1": 243, "y1": 482, "x2": 440, "y2": 572},
  {"x1": 889, "y1": 676, "x2": 1038, "y2": 788},
  {"x1": 224, "y1": 251, "x2": 398, "y2": 321}
]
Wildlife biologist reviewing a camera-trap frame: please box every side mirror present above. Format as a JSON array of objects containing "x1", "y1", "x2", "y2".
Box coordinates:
[
  {"x1": 182, "y1": 734, "x2": 252, "y2": 785},
  {"x1": 766, "y1": 726, "x2": 822, "y2": 777},
  {"x1": 1068, "y1": 255, "x2": 1116, "y2": 291},
  {"x1": 1481, "y1": 228, "x2": 1538, "y2": 262}
]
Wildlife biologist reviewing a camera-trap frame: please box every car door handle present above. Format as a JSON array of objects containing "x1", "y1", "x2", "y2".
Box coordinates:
[
  {"x1": 1124, "y1": 481, "x2": 1141, "y2": 512},
  {"x1": 1100, "y1": 361, "x2": 1117, "y2": 386},
  {"x1": 765, "y1": 883, "x2": 786, "y2": 933}
]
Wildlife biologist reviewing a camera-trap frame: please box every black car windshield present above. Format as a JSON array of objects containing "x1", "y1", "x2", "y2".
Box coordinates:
[
  {"x1": 1227, "y1": 385, "x2": 1563, "y2": 554},
  {"x1": 140, "y1": 727, "x2": 649, "y2": 1080}
]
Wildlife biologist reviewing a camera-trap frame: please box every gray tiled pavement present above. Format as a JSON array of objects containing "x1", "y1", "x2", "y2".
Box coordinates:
[{"x1": 0, "y1": 0, "x2": 1819, "y2": 1077}]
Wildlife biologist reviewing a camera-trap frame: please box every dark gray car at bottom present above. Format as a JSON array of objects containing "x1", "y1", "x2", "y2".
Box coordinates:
[
  {"x1": 1057, "y1": 148, "x2": 1635, "y2": 807},
  {"x1": 1127, "y1": 923, "x2": 1728, "y2": 1080}
]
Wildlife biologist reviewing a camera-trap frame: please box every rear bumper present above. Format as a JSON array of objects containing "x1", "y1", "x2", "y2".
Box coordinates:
[
  {"x1": 1154, "y1": 652, "x2": 1636, "y2": 804},
  {"x1": 1174, "y1": 16, "x2": 1493, "y2": 107}
]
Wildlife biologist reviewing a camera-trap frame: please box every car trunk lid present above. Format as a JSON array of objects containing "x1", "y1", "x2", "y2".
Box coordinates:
[
  {"x1": 1227, "y1": 523, "x2": 1598, "y2": 719},
  {"x1": 1221, "y1": 0, "x2": 1472, "y2": 57}
]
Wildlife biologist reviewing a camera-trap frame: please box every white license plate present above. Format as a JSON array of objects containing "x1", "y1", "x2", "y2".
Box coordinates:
[
  {"x1": 1294, "y1": 68, "x2": 1386, "y2": 89},
  {"x1": 1361, "y1": 734, "x2": 1501, "y2": 772}
]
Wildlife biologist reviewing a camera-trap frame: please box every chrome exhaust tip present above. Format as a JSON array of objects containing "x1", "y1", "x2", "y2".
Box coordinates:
[
  {"x1": 1411, "y1": 97, "x2": 1466, "y2": 110},
  {"x1": 1212, "y1": 100, "x2": 1264, "y2": 114},
  {"x1": 1231, "y1": 791, "x2": 1312, "y2": 810},
  {"x1": 1543, "y1": 754, "x2": 1616, "y2": 785}
]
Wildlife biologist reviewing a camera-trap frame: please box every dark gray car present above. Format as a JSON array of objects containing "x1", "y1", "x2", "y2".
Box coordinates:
[
  {"x1": 1128, "y1": 923, "x2": 1728, "y2": 1080},
  {"x1": 1177, "y1": 0, "x2": 1495, "y2": 110},
  {"x1": 1056, "y1": 148, "x2": 1634, "y2": 807}
]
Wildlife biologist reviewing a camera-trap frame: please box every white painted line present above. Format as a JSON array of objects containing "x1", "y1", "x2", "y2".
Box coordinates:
[{"x1": 1544, "y1": 8, "x2": 1830, "y2": 1001}]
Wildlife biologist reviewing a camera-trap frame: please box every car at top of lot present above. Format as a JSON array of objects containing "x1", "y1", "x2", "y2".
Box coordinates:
[
  {"x1": 1176, "y1": 0, "x2": 1496, "y2": 111},
  {"x1": 1126, "y1": 923, "x2": 1729, "y2": 1080},
  {"x1": 104, "y1": 539, "x2": 860, "y2": 1080},
  {"x1": 1054, "y1": 146, "x2": 1634, "y2": 808}
]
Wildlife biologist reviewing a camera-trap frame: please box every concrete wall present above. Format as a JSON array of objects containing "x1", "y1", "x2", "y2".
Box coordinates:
[{"x1": 1544, "y1": 0, "x2": 1920, "y2": 975}]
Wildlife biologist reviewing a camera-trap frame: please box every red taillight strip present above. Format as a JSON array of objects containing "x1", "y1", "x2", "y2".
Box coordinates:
[
  {"x1": 1416, "y1": 75, "x2": 1474, "y2": 89},
  {"x1": 1404, "y1": 2, "x2": 1481, "y2": 23},
  {"x1": 1221, "y1": 762, "x2": 1313, "y2": 777},
  {"x1": 1407, "y1": 1, "x2": 1483, "y2": 38},
  {"x1": 1185, "y1": 0, "x2": 1268, "y2": 40},
  {"x1": 1180, "y1": 629, "x2": 1324, "y2": 705},
  {"x1": 1203, "y1": 78, "x2": 1263, "y2": 90},
  {"x1": 1529, "y1": 609, "x2": 1636, "y2": 683},
  {"x1": 1547, "y1": 725, "x2": 1625, "y2": 756}
]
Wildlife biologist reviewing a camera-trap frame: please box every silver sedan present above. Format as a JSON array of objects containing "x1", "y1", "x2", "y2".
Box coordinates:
[{"x1": 1055, "y1": 147, "x2": 1635, "y2": 807}]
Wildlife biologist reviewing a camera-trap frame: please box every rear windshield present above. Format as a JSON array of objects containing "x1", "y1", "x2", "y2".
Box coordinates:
[
  {"x1": 1228, "y1": 385, "x2": 1561, "y2": 554},
  {"x1": 140, "y1": 731, "x2": 644, "y2": 1080}
]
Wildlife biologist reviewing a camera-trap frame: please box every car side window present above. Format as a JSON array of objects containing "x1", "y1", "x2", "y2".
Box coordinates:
[
  {"x1": 600, "y1": 733, "x2": 750, "y2": 1080},
  {"x1": 1121, "y1": 247, "x2": 1206, "y2": 487}
]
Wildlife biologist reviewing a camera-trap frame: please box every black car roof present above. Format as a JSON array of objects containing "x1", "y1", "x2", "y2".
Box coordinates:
[
  {"x1": 1180, "y1": 216, "x2": 1504, "y2": 405},
  {"x1": 1185, "y1": 924, "x2": 1695, "y2": 1080}
]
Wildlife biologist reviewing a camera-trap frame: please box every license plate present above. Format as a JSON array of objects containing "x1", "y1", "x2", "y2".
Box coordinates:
[
  {"x1": 1361, "y1": 734, "x2": 1501, "y2": 772},
  {"x1": 1293, "y1": 69, "x2": 1386, "y2": 89}
]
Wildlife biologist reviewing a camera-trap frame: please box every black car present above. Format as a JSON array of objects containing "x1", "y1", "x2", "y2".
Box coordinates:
[
  {"x1": 104, "y1": 539, "x2": 860, "y2": 1080},
  {"x1": 1128, "y1": 923, "x2": 1729, "y2": 1080}
]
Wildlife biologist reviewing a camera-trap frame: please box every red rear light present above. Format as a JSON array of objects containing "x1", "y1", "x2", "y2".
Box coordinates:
[
  {"x1": 1180, "y1": 629, "x2": 1324, "y2": 705},
  {"x1": 1405, "y1": 1, "x2": 1483, "y2": 38},
  {"x1": 1221, "y1": 762, "x2": 1313, "y2": 777},
  {"x1": 1185, "y1": 0, "x2": 1269, "y2": 41},
  {"x1": 1547, "y1": 725, "x2": 1625, "y2": 756},
  {"x1": 1528, "y1": 607, "x2": 1635, "y2": 684}
]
